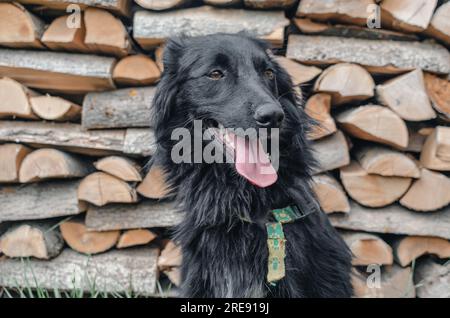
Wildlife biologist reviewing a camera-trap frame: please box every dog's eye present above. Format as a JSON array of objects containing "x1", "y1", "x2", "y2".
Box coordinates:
[
  {"x1": 264, "y1": 69, "x2": 275, "y2": 80},
  {"x1": 208, "y1": 70, "x2": 224, "y2": 80}
]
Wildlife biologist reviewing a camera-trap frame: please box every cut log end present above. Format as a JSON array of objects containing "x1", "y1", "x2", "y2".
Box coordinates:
[
  {"x1": 60, "y1": 219, "x2": 120, "y2": 255},
  {"x1": 393, "y1": 236, "x2": 450, "y2": 267},
  {"x1": 336, "y1": 105, "x2": 409, "y2": 149},
  {"x1": 355, "y1": 146, "x2": 420, "y2": 178},
  {"x1": 304, "y1": 93, "x2": 337, "y2": 140},
  {"x1": 312, "y1": 174, "x2": 350, "y2": 213},
  {"x1": 376, "y1": 69, "x2": 436, "y2": 121},
  {"x1": 399, "y1": 168, "x2": 450, "y2": 212},
  {"x1": 30, "y1": 95, "x2": 81, "y2": 121},
  {"x1": 78, "y1": 172, "x2": 138, "y2": 206},
  {"x1": 420, "y1": 126, "x2": 450, "y2": 171},
  {"x1": 113, "y1": 55, "x2": 161, "y2": 86},
  {"x1": 0, "y1": 77, "x2": 39, "y2": 120},
  {"x1": 137, "y1": 165, "x2": 171, "y2": 199},
  {"x1": 0, "y1": 143, "x2": 32, "y2": 183},
  {"x1": 0, "y1": 221, "x2": 63, "y2": 259},
  {"x1": 19, "y1": 148, "x2": 90, "y2": 183},
  {"x1": 342, "y1": 232, "x2": 393, "y2": 266},
  {"x1": 94, "y1": 156, "x2": 142, "y2": 182},
  {"x1": 340, "y1": 161, "x2": 412, "y2": 208},
  {"x1": 314, "y1": 63, "x2": 375, "y2": 106},
  {"x1": 116, "y1": 229, "x2": 157, "y2": 249}
]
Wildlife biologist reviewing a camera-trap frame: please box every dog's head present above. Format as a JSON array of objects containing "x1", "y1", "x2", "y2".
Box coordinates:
[{"x1": 153, "y1": 34, "x2": 314, "y2": 187}]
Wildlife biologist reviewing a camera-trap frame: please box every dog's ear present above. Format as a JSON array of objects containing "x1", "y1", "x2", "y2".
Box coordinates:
[{"x1": 152, "y1": 38, "x2": 184, "y2": 134}]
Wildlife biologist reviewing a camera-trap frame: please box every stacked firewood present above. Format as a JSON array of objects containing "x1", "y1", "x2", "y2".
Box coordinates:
[{"x1": 0, "y1": 0, "x2": 449, "y2": 298}]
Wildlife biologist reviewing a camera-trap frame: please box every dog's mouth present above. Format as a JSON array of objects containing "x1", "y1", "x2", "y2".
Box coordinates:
[{"x1": 205, "y1": 121, "x2": 278, "y2": 188}]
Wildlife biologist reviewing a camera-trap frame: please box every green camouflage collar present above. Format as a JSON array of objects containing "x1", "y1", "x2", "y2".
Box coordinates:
[{"x1": 266, "y1": 205, "x2": 314, "y2": 285}]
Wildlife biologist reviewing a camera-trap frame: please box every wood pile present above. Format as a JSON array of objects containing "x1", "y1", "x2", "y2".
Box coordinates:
[{"x1": 0, "y1": 0, "x2": 449, "y2": 298}]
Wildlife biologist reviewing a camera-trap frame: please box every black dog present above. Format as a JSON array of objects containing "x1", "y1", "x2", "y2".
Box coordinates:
[{"x1": 151, "y1": 33, "x2": 352, "y2": 298}]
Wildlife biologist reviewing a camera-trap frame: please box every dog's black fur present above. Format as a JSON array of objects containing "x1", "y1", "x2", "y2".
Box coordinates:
[{"x1": 151, "y1": 34, "x2": 352, "y2": 298}]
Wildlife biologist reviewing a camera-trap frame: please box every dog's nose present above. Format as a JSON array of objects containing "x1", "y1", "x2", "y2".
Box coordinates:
[{"x1": 254, "y1": 104, "x2": 285, "y2": 128}]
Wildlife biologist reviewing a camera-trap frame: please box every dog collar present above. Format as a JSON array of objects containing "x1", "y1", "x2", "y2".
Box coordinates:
[{"x1": 266, "y1": 204, "x2": 314, "y2": 285}]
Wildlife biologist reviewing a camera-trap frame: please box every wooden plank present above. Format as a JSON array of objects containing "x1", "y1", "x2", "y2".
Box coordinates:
[
  {"x1": 86, "y1": 201, "x2": 183, "y2": 231},
  {"x1": 133, "y1": 6, "x2": 289, "y2": 49},
  {"x1": 329, "y1": 201, "x2": 450, "y2": 240},
  {"x1": 0, "y1": 248, "x2": 159, "y2": 296},
  {"x1": 310, "y1": 130, "x2": 350, "y2": 174},
  {"x1": 16, "y1": 0, "x2": 131, "y2": 16},
  {"x1": 0, "y1": 121, "x2": 156, "y2": 157},
  {"x1": 286, "y1": 35, "x2": 450, "y2": 75},
  {"x1": 0, "y1": 49, "x2": 116, "y2": 94},
  {"x1": 82, "y1": 87, "x2": 155, "y2": 129},
  {"x1": 0, "y1": 180, "x2": 85, "y2": 222}
]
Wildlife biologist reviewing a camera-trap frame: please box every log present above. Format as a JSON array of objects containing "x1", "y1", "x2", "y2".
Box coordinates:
[
  {"x1": 425, "y1": 2, "x2": 450, "y2": 46},
  {"x1": 135, "y1": 0, "x2": 188, "y2": 10},
  {"x1": 310, "y1": 130, "x2": 350, "y2": 174},
  {"x1": 293, "y1": 18, "x2": 420, "y2": 42},
  {"x1": 352, "y1": 266, "x2": 415, "y2": 298},
  {"x1": 0, "y1": 77, "x2": 39, "y2": 119},
  {"x1": 275, "y1": 56, "x2": 322, "y2": 86},
  {"x1": 77, "y1": 172, "x2": 138, "y2": 206},
  {"x1": 19, "y1": 148, "x2": 90, "y2": 183},
  {"x1": 29, "y1": 95, "x2": 82, "y2": 121},
  {"x1": 0, "y1": 248, "x2": 159, "y2": 296},
  {"x1": 133, "y1": 6, "x2": 289, "y2": 49},
  {"x1": 41, "y1": 14, "x2": 88, "y2": 53},
  {"x1": 329, "y1": 201, "x2": 450, "y2": 239},
  {"x1": 423, "y1": 72, "x2": 450, "y2": 122},
  {"x1": 158, "y1": 240, "x2": 182, "y2": 270},
  {"x1": 113, "y1": 55, "x2": 161, "y2": 87},
  {"x1": 340, "y1": 161, "x2": 412, "y2": 208},
  {"x1": 94, "y1": 156, "x2": 142, "y2": 182},
  {"x1": 0, "y1": 180, "x2": 85, "y2": 222},
  {"x1": 296, "y1": 0, "x2": 375, "y2": 26},
  {"x1": 304, "y1": 93, "x2": 336, "y2": 140},
  {"x1": 376, "y1": 69, "x2": 436, "y2": 121},
  {"x1": 82, "y1": 87, "x2": 155, "y2": 129},
  {"x1": 0, "y1": 49, "x2": 116, "y2": 94},
  {"x1": 60, "y1": 218, "x2": 120, "y2": 254},
  {"x1": 381, "y1": 0, "x2": 438, "y2": 33},
  {"x1": 116, "y1": 229, "x2": 157, "y2": 249},
  {"x1": 0, "y1": 220, "x2": 64, "y2": 259},
  {"x1": 393, "y1": 236, "x2": 450, "y2": 267},
  {"x1": 84, "y1": 8, "x2": 133, "y2": 57},
  {"x1": 340, "y1": 232, "x2": 393, "y2": 266},
  {"x1": 244, "y1": 0, "x2": 296, "y2": 9},
  {"x1": 85, "y1": 201, "x2": 183, "y2": 231},
  {"x1": 313, "y1": 63, "x2": 374, "y2": 106},
  {"x1": 137, "y1": 164, "x2": 171, "y2": 199},
  {"x1": 420, "y1": 126, "x2": 450, "y2": 171},
  {"x1": 0, "y1": 144, "x2": 32, "y2": 183},
  {"x1": 400, "y1": 168, "x2": 450, "y2": 212},
  {"x1": 335, "y1": 105, "x2": 409, "y2": 149},
  {"x1": 311, "y1": 174, "x2": 350, "y2": 214},
  {"x1": 286, "y1": 35, "x2": 450, "y2": 75},
  {"x1": 355, "y1": 146, "x2": 420, "y2": 178},
  {"x1": 17, "y1": 0, "x2": 132, "y2": 17},
  {"x1": 414, "y1": 259, "x2": 450, "y2": 298},
  {"x1": 0, "y1": 3, "x2": 45, "y2": 49},
  {"x1": 0, "y1": 121, "x2": 156, "y2": 157}
]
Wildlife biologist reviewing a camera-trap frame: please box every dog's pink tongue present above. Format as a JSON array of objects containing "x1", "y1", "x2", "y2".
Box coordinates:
[{"x1": 233, "y1": 134, "x2": 278, "y2": 188}]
